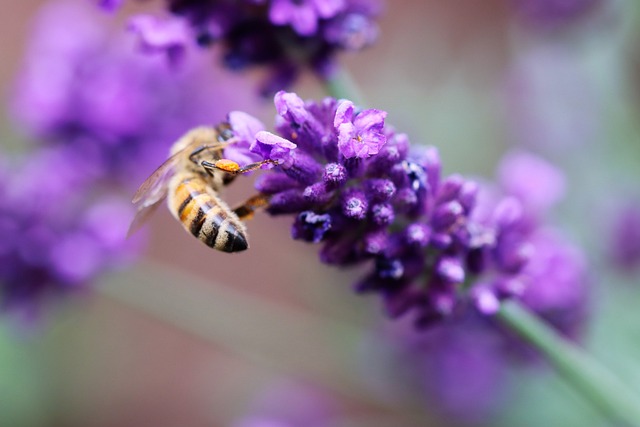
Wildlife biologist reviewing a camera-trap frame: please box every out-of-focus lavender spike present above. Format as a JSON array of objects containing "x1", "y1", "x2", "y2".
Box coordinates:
[
  {"x1": 0, "y1": 147, "x2": 142, "y2": 320},
  {"x1": 100, "y1": 0, "x2": 382, "y2": 94}
]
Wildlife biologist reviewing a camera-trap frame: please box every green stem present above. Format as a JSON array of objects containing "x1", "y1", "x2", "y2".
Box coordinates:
[
  {"x1": 321, "y1": 66, "x2": 366, "y2": 106},
  {"x1": 497, "y1": 300, "x2": 640, "y2": 426}
]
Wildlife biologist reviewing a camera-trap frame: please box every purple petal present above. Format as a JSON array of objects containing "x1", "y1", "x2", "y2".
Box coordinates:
[
  {"x1": 97, "y1": 0, "x2": 123, "y2": 12},
  {"x1": 334, "y1": 99, "x2": 354, "y2": 125},
  {"x1": 253, "y1": 131, "x2": 297, "y2": 165},
  {"x1": 312, "y1": 0, "x2": 346, "y2": 18},
  {"x1": 290, "y1": 4, "x2": 319, "y2": 35},
  {"x1": 436, "y1": 257, "x2": 465, "y2": 284},
  {"x1": 229, "y1": 111, "x2": 266, "y2": 144},
  {"x1": 128, "y1": 15, "x2": 191, "y2": 66},
  {"x1": 498, "y1": 150, "x2": 566, "y2": 215},
  {"x1": 353, "y1": 108, "x2": 386, "y2": 133},
  {"x1": 334, "y1": 102, "x2": 387, "y2": 159},
  {"x1": 471, "y1": 285, "x2": 501, "y2": 315},
  {"x1": 275, "y1": 91, "x2": 312, "y2": 125},
  {"x1": 269, "y1": 0, "x2": 294, "y2": 25}
]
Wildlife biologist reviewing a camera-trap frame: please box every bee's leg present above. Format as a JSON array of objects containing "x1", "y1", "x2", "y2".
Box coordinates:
[
  {"x1": 200, "y1": 159, "x2": 277, "y2": 175},
  {"x1": 235, "y1": 159, "x2": 279, "y2": 174},
  {"x1": 188, "y1": 140, "x2": 236, "y2": 164},
  {"x1": 232, "y1": 194, "x2": 270, "y2": 220}
]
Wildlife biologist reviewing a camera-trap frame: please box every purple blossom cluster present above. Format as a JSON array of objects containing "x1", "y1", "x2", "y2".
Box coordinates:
[
  {"x1": 368, "y1": 228, "x2": 588, "y2": 423},
  {"x1": 226, "y1": 92, "x2": 578, "y2": 327},
  {"x1": 482, "y1": 150, "x2": 589, "y2": 339},
  {"x1": 360, "y1": 151, "x2": 588, "y2": 423},
  {"x1": 102, "y1": 0, "x2": 382, "y2": 95},
  {"x1": 0, "y1": 146, "x2": 139, "y2": 321},
  {"x1": 608, "y1": 200, "x2": 640, "y2": 272},
  {"x1": 233, "y1": 381, "x2": 338, "y2": 427},
  {"x1": 512, "y1": 0, "x2": 604, "y2": 29},
  {"x1": 14, "y1": 0, "x2": 233, "y2": 186}
]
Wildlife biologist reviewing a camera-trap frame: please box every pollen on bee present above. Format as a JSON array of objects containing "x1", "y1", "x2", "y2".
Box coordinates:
[{"x1": 215, "y1": 159, "x2": 241, "y2": 172}]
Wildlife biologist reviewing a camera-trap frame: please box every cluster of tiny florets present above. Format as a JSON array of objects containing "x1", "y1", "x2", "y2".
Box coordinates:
[
  {"x1": 102, "y1": 0, "x2": 382, "y2": 94},
  {"x1": 229, "y1": 92, "x2": 540, "y2": 327}
]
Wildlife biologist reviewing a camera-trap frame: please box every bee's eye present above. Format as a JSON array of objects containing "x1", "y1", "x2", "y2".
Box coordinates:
[
  {"x1": 216, "y1": 125, "x2": 234, "y2": 142},
  {"x1": 221, "y1": 129, "x2": 234, "y2": 140}
]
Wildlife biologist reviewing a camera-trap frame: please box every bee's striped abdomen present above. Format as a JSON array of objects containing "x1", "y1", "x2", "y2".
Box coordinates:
[{"x1": 169, "y1": 173, "x2": 248, "y2": 252}]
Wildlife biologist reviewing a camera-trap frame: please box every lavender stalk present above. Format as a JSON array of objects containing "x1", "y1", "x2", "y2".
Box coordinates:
[{"x1": 498, "y1": 300, "x2": 640, "y2": 426}]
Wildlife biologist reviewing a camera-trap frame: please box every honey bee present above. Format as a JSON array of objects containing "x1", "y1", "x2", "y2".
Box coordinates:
[{"x1": 130, "y1": 124, "x2": 273, "y2": 252}]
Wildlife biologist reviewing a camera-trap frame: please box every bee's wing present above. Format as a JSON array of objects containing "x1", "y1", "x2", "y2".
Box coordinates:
[
  {"x1": 132, "y1": 150, "x2": 184, "y2": 205},
  {"x1": 128, "y1": 151, "x2": 183, "y2": 237},
  {"x1": 127, "y1": 198, "x2": 165, "y2": 237}
]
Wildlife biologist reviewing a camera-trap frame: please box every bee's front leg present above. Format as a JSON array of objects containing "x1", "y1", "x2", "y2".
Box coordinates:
[
  {"x1": 200, "y1": 159, "x2": 277, "y2": 175},
  {"x1": 232, "y1": 194, "x2": 270, "y2": 220}
]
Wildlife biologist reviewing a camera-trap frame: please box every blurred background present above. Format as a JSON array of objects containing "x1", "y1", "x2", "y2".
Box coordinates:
[{"x1": 1, "y1": 1, "x2": 640, "y2": 426}]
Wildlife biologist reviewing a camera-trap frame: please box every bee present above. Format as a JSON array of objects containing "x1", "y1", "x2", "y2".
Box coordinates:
[{"x1": 129, "y1": 123, "x2": 273, "y2": 252}]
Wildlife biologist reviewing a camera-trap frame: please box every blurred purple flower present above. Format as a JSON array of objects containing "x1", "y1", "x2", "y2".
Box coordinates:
[
  {"x1": 269, "y1": 0, "x2": 345, "y2": 36},
  {"x1": 13, "y1": 0, "x2": 237, "y2": 187},
  {"x1": 361, "y1": 221, "x2": 588, "y2": 424},
  {"x1": 128, "y1": 14, "x2": 192, "y2": 66},
  {"x1": 97, "y1": 0, "x2": 123, "y2": 12},
  {"x1": 107, "y1": 0, "x2": 382, "y2": 95},
  {"x1": 512, "y1": 0, "x2": 604, "y2": 29},
  {"x1": 497, "y1": 150, "x2": 566, "y2": 218},
  {"x1": 232, "y1": 92, "x2": 561, "y2": 328},
  {"x1": 608, "y1": 200, "x2": 640, "y2": 272},
  {"x1": 233, "y1": 381, "x2": 338, "y2": 427},
  {"x1": 521, "y1": 227, "x2": 589, "y2": 339},
  {"x1": 466, "y1": 151, "x2": 589, "y2": 348},
  {"x1": 506, "y1": 45, "x2": 601, "y2": 153},
  {"x1": 0, "y1": 147, "x2": 141, "y2": 321}
]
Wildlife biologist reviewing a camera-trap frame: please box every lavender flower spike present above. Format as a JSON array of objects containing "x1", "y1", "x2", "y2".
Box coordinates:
[
  {"x1": 0, "y1": 147, "x2": 140, "y2": 321},
  {"x1": 106, "y1": 0, "x2": 382, "y2": 94},
  {"x1": 247, "y1": 92, "x2": 545, "y2": 328}
]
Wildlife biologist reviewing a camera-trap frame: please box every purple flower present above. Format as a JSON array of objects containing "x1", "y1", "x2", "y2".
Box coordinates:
[
  {"x1": 0, "y1": 147, "x2": 141, "y2": 321},
  {"x1": 253, "y1": 131, "x2": 298, "y2": 165},
  {"x1": 506, "y1": 45, "x2": 601, "y2": 153},
  {"x1": 334, "y1": 100, "x2": 387, "y2": 159},
  {"x1": 128, "y1": 14, "x2": 192, "y2": 66},
  {"x1": 269, "y1": 0, "x2": 345, "y2": 36},
  {"x1": 608, "y1": 200, "x2": 640, "y2": 272},
  {"x1": 497, "y1": 149, "x2": 566, "y2": 217},
  {"x1": 362, "y1": 222, "x2": 588, "y2": 423},
  {"x1": 512, "y1": 0, "x2": 604, "y2": 29},
  {"x1": 106, "y1": 0, "x2": 381, "y2": 94},
  {"x1": 520, "y1": 228, "x2": 589, "y2": 340},
  {"x1": 221, "y1": 111, "x2": 298, "y2": 167},
  {"x1": 233, "y1": 381, "x2": 338, "y2": 427},
  {"x1": 243, "y1": 92, "x2": 559, "y2": 328},
  {"x1": 97, "y1": 0, "x2": 124, "y2": 12}
]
